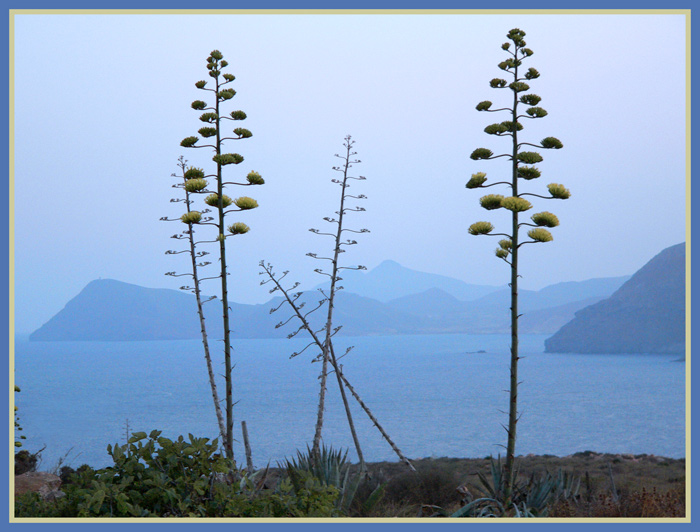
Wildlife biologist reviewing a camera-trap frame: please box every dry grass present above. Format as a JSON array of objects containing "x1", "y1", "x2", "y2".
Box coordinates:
[{"x1": 348, "y1": 452, "x2": 686, "y2": 518}]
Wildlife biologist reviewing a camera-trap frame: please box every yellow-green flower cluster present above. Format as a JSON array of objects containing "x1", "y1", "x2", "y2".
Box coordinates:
[
  {"x1": 228, "y1": 222, "x2": 250, "y2": 235},
  {"x1": 205, "y1": 193, "x2": 233, "y2": 208},
  {"x1": 246, "y1": 171, "x2": 264, "y2": 185},
  {"x1": 199, "y1": 112, "x2": 218, "y2": 123},
  {"x1": 541, "y1": 137, "x2": 563, "y2": 149},
  {"x1": 531, "y1": 211, "x2": 559, "y2": 227},
  {"x1": 185, "y1": 178, "x2": 208, "y2": 193},
  {"x1": 517, "y1": 166, "x2": 541, "y2": 180},
  {"x1": 517, "y1": 151, "x2": 544, "y2": 164},
  {"x1": 470, "y1": 148, "x2": 493, "y2": 160},
  {"x1": 233, "y1": 128, "x2": 252, "y2": 139},
  {"x1": 480, "y1": 194, "x2": 504, "y2": 210},
  {"x1": 466, "y1": 172, "x2": 488, "y2": 189},
  {"x1": 501, "y1": 196, "x2": 532, "y2": 212},
  {"x1": 528, "y1": 228, "x2": 553, "y2": 242},
  {"x1": 180, "y1": 136, "x2": 198, "y2": 147},
  {"x1": 213, "y1": 153, "x2": 244, "y2": 166},
  {"x1": 234, "y1": 197, "x2": 259, "y2": 210},
  {"x1": 198, "y1": 127, "x2": 216, "y2": 138},
  {"x1": 468, "y1": 221, "x2": 494, "y2": 235},
  {"x1": 184, "y1": 168, "x2": 205, "y2": 180},
  {"x1": 181, "y1": 211, "x2": 202, "y2": 224},
  {"x1": 548, "y1": 183, "x2": 571, "y2": 199}
]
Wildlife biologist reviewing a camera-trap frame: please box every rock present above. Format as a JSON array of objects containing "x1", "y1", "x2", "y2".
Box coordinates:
[
  {"x1": 15, "y1": 471, "x2": 65, "y2": 501},
  {"x1": 545, "y1": 243, "x2": 686, "y2": 354}
]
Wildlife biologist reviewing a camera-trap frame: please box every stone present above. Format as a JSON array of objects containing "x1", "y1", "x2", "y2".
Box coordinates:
[{"x1": 15, "y1": 471, "x2": 65, "y2": 501}]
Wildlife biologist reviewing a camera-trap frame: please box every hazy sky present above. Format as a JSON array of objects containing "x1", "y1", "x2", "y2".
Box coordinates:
[{"x1": 12, "y1": 13, "x2": 687, "y2": 333}]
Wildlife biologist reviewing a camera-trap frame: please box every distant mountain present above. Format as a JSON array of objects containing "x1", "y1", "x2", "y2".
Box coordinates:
[
  {"x1": 314, "y1": 260, "x2": 503, "y2": 302},
  {"x1": 386, "y1": 285, "x2": 619, "y2": 335},
  {"x1": 29, "y1": 279, "x2": 204, "y2": 341},
  {"x1": 29, "y1": 266, "x2": 632, "y2": 342},
  {"x1": 545, "y1": 243, "x2": 686, "y2": 354},
  {"x1": 468, "y1": 275, "x2": 631, "y2": 313}
]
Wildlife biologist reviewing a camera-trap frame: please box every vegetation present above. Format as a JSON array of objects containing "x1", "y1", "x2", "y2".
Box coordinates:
[
  {"x1": 162, "y1": 156, "x2": 226, "y2": 445},
  {"x1": 15, "y1": 445, "x2": 685, "y2": 518},
  {"x1": 259, "y1": 137, "x2": 415, "y2": 472},
  {"x1": 14, "y1": 34, "x2": 684, "y2": 522},
  {"x1": 14, "y1": 385, "x2": 26, "y2": 449},
  {"x1": 178, "y1": 50, "x2": 264, "y2": 460},
  {"x1": 465, "y1": 28, "x2": 569, "y2": 504}
]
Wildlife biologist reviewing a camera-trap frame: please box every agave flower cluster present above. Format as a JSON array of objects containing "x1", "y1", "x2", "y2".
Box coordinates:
[
  {"x1": 466, "y1": 28, "x2": 569, "y2": 262},
  {"x1": 179, "y1": 50, "x2": 264, "y2": 239}
]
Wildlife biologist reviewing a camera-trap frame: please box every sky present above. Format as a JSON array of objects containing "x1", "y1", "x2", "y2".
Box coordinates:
[{"x1": 12, "y1": 13, "x2": 687, "y2": 333}]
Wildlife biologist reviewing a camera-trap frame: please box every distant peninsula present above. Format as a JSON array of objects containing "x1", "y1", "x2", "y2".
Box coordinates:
[
  {"x1": 545, "y1": 243, "x2": 686, "y2": 355},
  {"x1": 29, "y1": 260, "x2": 635, "y2": 343}
]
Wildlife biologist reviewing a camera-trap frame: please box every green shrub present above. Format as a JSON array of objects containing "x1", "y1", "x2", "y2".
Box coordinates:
[{"x1": 14, "y1": 431, "x2": 340, "y2": 518}]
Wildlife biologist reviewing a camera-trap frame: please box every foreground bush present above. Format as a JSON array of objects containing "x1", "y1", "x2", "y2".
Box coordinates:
[{"x1": 15, "y1": 431, "x2": 339, "y2": 518}]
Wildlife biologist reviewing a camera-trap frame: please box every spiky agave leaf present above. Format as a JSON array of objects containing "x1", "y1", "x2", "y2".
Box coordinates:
[
  {"x1": 469, "y1": 221, "x2": 494, "y2": 235},
  {"x1": 528, "y1": 228, "x2": 553, "y2": 242},
  {"x1": 531, "y1": 211, "x2": 559, "y2": 227},
  {"x1": 466, "y1": 172, "x2": 488, "y2": 189},
  {"x1": 234, "y1": 196, "x2": 259, "y2": 210},
  {"x1": 548, "y1": 183, "x2": 571, "y2": 199},
  {"x1": 205, "y1": 193, "x2": 233, "y2": 208},
  {"x1": 480, "y1": 194, "x2": 504, "y2": 210},
  {"x1": 501, "y1": 196, "x2": 532, "y2": 212}
]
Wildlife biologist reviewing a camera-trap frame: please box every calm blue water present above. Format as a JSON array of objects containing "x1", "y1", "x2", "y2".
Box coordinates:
[{"x1": 14, "y1": 334, "x2": 685, "y2": 470}]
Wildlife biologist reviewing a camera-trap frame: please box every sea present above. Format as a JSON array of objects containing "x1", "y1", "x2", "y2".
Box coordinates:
[{"x1": 13, "y1": 333, "x2": 686, "y2": 471}]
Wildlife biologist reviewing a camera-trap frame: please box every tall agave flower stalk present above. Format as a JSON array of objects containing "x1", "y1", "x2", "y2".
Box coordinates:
[
  {"x1": 162, "y1": 156, "x2": 225, "y2": 445},
  {"x1": 467, "y1": 28, "x2": 569, "y2": 502},
  {"x1": 307, "y1": 135, "x2": 368, "y2": 461},
  {"x1": 259, "y1": 261, "x2": 416, "y2": 472},
  {"x1": 179, "y1": 50, "x2": 264, "y2": 459}
]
